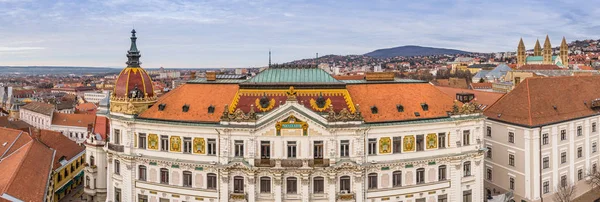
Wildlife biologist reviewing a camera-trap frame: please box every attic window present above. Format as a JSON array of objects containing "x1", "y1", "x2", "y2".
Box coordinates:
[
  {"x1": 208, "y1": 105, "x2": 215, "y2": 114},
  {"x1": 158, "y1": 103, "x2": 166, "y2": 111},
  {"x1": 371, "y1": 106, "x2": 378, "y2": 114},
  {"x1": 414, "y1": 112, "x2": 421, "y2": 117},
  {"x1": 396, "y1": 104, "x2": 404, "y2": 112},
  {"x1": 421, "y1": 103, "x2": 429, "y2": 111},
  {"x1": 182, "y1": 104, "x2": 190, "y2": 112}
]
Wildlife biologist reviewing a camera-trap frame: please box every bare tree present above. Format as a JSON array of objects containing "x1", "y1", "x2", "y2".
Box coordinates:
[
  {"x1": 553, "y1": 182, "x2": 576, "y2": 202},
  {"x1": 586, "y1": 168, "x2": 600, "y2": 193}
]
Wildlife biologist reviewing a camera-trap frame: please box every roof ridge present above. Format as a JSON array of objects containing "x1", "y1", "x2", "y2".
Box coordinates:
[
  {"x1": 0, "y1": 131, "x2": 23, "y2": 159},
  {"x1": 0, "y1": 141, "x2": 34, "y2": 194},
  {"x1": 525, "y1": 79, "x2": 533, "y2": 126}
]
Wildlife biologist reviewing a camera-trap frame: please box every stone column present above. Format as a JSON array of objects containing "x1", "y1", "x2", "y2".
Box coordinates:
[
  {"x1": 328, "y1": 173, "x2": 337, "y2": 202},
  {"x1": 219, "y1": 172, "x2": 229, "y2": 201},
  {"x1": 274, "y1": 173, "x2": 283, "y2": 202},
  {"x1": 450, "y1": 159, "x2": 463, "y2": 202},
  {"x1": 354, "y1": 172, "x2": 364, "y2": 202},
  {"x1": 301, "y1": 175, "x2": 310, "y2": 202},
  {"x1": 247, "y1": 175, "x2": 256, "y2": 202}
]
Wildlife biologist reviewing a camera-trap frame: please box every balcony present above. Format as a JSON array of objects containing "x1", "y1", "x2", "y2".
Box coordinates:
[
  {"x1": 337, "y1": 192, "x2": 354, "y2": 200},
  {"x1": 309, "y1": 159, "x2": 330, "y2": 167},
  {"x1": 280, "y1": 159, "x2": 303, "y2": 167},
  {"x1": 254, "y1": 159, "x2": 275, "y2": 167},
  {"x1": 230, "y1": 192, "x2": 246, "y2": 200},
  {"x1": 107, "y1": 143, "x2": 124, "y2": 152},
  {"x1": 85, "y1": 164, "x2": 97, "y2": 173}
]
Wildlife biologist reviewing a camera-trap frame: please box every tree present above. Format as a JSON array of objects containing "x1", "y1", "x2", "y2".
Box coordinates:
[
  {"x1": 587, "y1": 168, "x2": 600, "y2": 193},
  {"x1": 553, "y1": 182, "x2": 576, "y2": 202}
]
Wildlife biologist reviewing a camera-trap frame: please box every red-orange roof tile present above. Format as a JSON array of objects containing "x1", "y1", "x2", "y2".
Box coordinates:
[
  {"x1": 34, "y1": 129, "x2": 84, "y2": 169},
  {"x1": 51, "y1": 112, "x2": 96, "y2": 128},
  {"x1": 435, "y1": 86, "x2": 504, "y2": 110},
  {"x1": 518, "y1": 64, "x2": 562, "y2": 70}
]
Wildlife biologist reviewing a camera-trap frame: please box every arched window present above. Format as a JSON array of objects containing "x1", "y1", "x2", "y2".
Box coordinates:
[
  {"x1": 313, "y1": 177, "x2": 324, "y2": 193},
  {"x1": 392, "y1": 171, "x2": 402, "y2": 187},
  {"x1": 138, "y1": 165, "x2": 146, "y2": 181},
  {"x1": 207, "y1": 173, "x2": 217, "y2": 190},
  {"x1": 286, "y1": 177, "x2": 297, "y2": 194},
  {"x1": 233, "y1": 176, "x2": 244, "y2": 193},
  {"x1": 260, "y1": 177, "x2": 271, "y2": 193},
  {"x1": 160, "y1": 168, "x2": 169, "y2": 184},
  {"x1": 90, "y1": 156, "x2": 95, "y2": 166},
  {"x1": 340, "y1": 176, "x2": 351, "y2": 192},
  {"x1": 368, "y1": 173, "x2": 378, "y2": 189}
]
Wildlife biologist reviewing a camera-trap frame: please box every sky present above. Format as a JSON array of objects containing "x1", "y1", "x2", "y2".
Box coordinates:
[{"x1": 0, "y1": 0, "x2": 598, "y2": 68}]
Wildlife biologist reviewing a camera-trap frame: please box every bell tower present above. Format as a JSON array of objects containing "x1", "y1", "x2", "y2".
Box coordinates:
[
  {"x1": 543, "y1": 35, "x2": 552, "y2": 64},
  {"x1": 560, "y1": 37, "x2": 568, "y2": 67},
  {"x1": 534, "y1": 39, "x2": 541, "y2": 56},
  {"x1": 517, "y1": 38, "x2": 526, "y2": 66}
]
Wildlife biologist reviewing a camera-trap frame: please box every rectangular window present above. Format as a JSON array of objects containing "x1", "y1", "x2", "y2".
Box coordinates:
[
  {"x1": 561, "y1": 129, "x2": 567, "y2": 141},
  {"x1": 368, "y1": 138, "x2": 377, "y2": 155},
  {"x1": 416, "y1": 134, "x2": 424, "y2": 151},
  {"x1": 542, "y1": 133, "x2": 549, "y2": 145},
  {"x1": 439, "y1": 166, "x2": 447, "y2": 181},
  {"x1": 234, "y1": 177, "x2": 244, "y2": 193},
  {"x1": 486, "y1": 168, "x2": 492, "y2": 180},
  {"x1": 561, "y1": 175, "x2": 567, "y2": 187},
  {"x1": 393, "y1": 171, "x2": 402, "y2": 187},
  {"x1": 578, "y1": 147, "x2": 583, "y2": 158},
  {"x1": 486, "y1": 147, "x2": 492, "y2": 159},
  {"x1": 543, "y1": 181, "x2": 550, "y2": 194},
  {"x1": 313, "y1": 177, "x2": 324, "y2": 193},
  {"x1": 235, "y1": 140, "x2": 244, "y2": 157},
  {"x1": 138, "y1": 166, "x2": 147, "y2": 181},
  {"x1": 114, "y1": 129, "x2": 121, "y2": 144},
  {"x1": 340, "y1": 176, "x2": 351, "y2": 192},
  {"x1": 543, "y1": 157, "x2": 549, "y2": 169},
  {"x1": 561, "y1": 152, "x2": 567, "y2": 164},
  {"x1": 509, "y1": 154, "x2": 515, "y2": 166},
  {"x1": 464, "y1": 162, "x2": 471, "y2": 176},
  {"x1": 207, "y1": 174, "x2": 217, "y2": 190},
  {"x1": 508, "y1": 132, "x2": 514, "y2": 143},
  {"x1": 115, "y1": 188, "x2": 121, "y2": 202},
  {"x1": 160, "y1": 168, "x2": 169, "y2": 184},
  {"x1": 260, "y1": 141, "x2": 271, "y2": 159},
  {"x1": 114, "y1": 160, "x2": 120, "y2": 175},
  {"x1": 160, "y1": 135, "x2": 169, "y2": 151},
  {"x1": 438, "y1": 133, "x2": 446, "y2": 148},
  {"x1": 416, "y1": 168, "x2": 425, "y2": 184},
  {"x1": 260, "y1": 177, "x2": 271, "y2": 193},
  {"x1": 578, "y1": 169, "x2": 583, "y2": 181},
  {"x1": 287, "y1": 141, "x2": 297, "y2": 158},
  {"x1": 463, "y1": 190, "x2": 472, "y2": 202},
  {"x1": 138, "y1": 194, "x2": 148, "y2": 202},
  {"x1": 393, "y1": 137, "x2": 402, "y2": 153},
  {"x1": 313, "y1": 141, "x2": 323, "y2": 159},
  {"x1": 183, "y1": 171, "x2": 192, "y2": 187},
  {"x1": 438, "y1": 194, "x2": 448, "y2": 202},
  {"x1": 207, "y1": 139, "x2": 216, "y2": 155},
  {"x1": 159, "y1": 198, "x2": 169, "y2": 202},
  {"x1": 594, "y1": 122, "x2": 597, "y2": 133},
  {"x1": 594, "y1": 142, "x2": 598, "y2": 153},
  {"x1": 368, "y1": 174, "x2": 378, "y2": 189},
  {"x1": 509, "y1": 177, "x2": 515, "y2": 190},
  {"x1": 183, "y1": 137, "x2": 192, "y2": 153},
  {"x1": 138, "y1": 133, "x2": 146, "y2": 149},
  {"x1": 577, "y1": 126, "x2": 583, "y2": 136},
  {"x1": 486, "y1": 126, "x2": 492, "y2": 137},
  {"x1": 286, "y1": 177, "x2": 297, "y2": 194},
  {"x1": 340, "y1": 140, "x2": 350, "y2": 157},
  {"x1": 463, "y1": 130, "x2": 470, "y2": 146}
]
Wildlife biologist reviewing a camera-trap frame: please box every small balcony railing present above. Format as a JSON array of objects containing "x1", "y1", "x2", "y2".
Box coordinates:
[
  {"x1": 230, "y1": 192, "x2": 246, "y2": 200},
  {"x1": 337, "y1": 192, "x2": 354, "y2": 200},
  {"x1": 254, "y1": 159, "x2": 275, "y2": 167},
  {"x1": 309, "y1": 159, "x2": 330, "y2": 167},
  {"x1": 107, "y1": 143, "x2": 124, "y2": 152}
]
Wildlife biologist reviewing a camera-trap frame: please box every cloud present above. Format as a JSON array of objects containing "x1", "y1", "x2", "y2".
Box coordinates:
[{"x1": 0, "y1": 47, "x2": 45, "y2": 52}]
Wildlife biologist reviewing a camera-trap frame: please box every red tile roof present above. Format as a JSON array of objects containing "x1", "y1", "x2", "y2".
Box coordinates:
[
  {"x1": 76, "y1": 102, "x2": 97, "y2": 113},
  {"x1": 139, "y1": 84, "x2": 239, "y2": 123},
  {"x1": 435, "y1": 86, "x2": 505, "y2": 110},
  {"x1": 51, "y1": 112, "x2": 95, "y2": 128},
  {"x1": 347, "y1": 83, "x2": 454, "y2": 123},
  {"x1": 0, "y1": 116, "x2": 32, "y2": 131},
  {"x1": 333, "y1": 75, "x2": 365, "y2": 80},
  {"x1": 470, "y1": 82, "x2": 493, "y2": 89},
  {"x1": 33, "y1": 129, "x2": 84, "y2": 169},
  {"x1": 518, "y1": 64, "x2": 562, "y2": 70},
  {"x1": 21, "y1": 102, "x2": 55, "y2": 116},
  {"x1": 93, "y1": 116, "x2": 109, "y2": 140},
  {"x1": 484, "y1": 76, "x2": 600, "y2": 127}
]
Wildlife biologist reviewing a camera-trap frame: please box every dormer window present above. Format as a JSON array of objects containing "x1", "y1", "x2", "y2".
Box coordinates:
[
  {"x1": 415, "y1": 112, "x2": 421, "y2": 117},
  {"x1": 456, "y1": 92, "x2": 475, "y2": 103},
  {"x1": 182, "y1": 104, "x2": 190, "y2": 112},
  {"x1": 421, "y1": 103, "x2": 429, "y2": 111},
  {"x1": 371, "y1": 106, "x2": 378, "y2": 114},
  {"x1": 208, "y1": 105, "x2": 215, "y2": 114},
  {"x1": 396, "y1": 104, "x2": 404, "y2": 112},
  {"x1": 316, "y1": 92, "x2": 326, "y2": 108},
  {"x1": 158, "y1": 103, "x2": 166, "y2": 111}
]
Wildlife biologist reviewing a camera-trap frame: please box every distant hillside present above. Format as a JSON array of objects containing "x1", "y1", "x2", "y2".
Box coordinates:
[{"x1": 364, "y1": 45, "x2": 471, "y2": 58}]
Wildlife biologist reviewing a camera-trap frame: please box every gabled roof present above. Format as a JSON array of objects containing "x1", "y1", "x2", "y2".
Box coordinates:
[
  {"x1": 34, "y1": 129, "x2": 84, "y2": 169},
  {"x1": 484, "y1": 76, "x2": 600, "y2": 127},
  {"x1": 347, "y1": 83, "x2": 455, "y2": 123},
  {"x1": 93, "y1": 116, "x2": 109, "y2": 140},
  {"x1": 435, "y1": 86, "x2": 504, "y2": 110},
  {"x1": 51, "y1": 112, "x2": 95, "y2": 128},
  {"x1": 244, "y1": 67, "x2": 343, "y2": 85},
  {"x1": 139, "y1": 83, "x2": 239, "y2": 123},
  {"x1": 0, "y1": 117, "x2": 31, "y2": 131},
  {"x1": 486, "y1": 64, "x2": 512, "y2": 79},
  {"x1": 21, "y1": 102, "x2": 54, "y2": 116}
]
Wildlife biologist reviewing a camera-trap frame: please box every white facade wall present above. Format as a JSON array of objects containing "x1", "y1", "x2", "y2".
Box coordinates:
[{"x1": 19, "y1": 109, "x2": 51, "y2": 129}]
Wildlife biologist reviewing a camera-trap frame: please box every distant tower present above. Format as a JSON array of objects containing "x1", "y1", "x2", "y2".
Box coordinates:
[
  {"x1": 534, "y1": 39, "x2": 542, "y2": 56},
  {"x1": 543, "y1": 35, "x2": 552, "y2": 64},
  {"x1": 268, "y1": 49, "x2": 271, "y2": 68},
  {"x1": 517, "y1": 38, "x2": 526, "y2": 66},
  {"x1": 560, "y1": 37, "x2": 569, "y2": 67}
]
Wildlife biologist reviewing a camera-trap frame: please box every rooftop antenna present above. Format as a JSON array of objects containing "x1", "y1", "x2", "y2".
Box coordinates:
[
  {"x1": 269, "y1": 49, "x2": 272, "y2": 68},
  {"x1": 316, "y1": 52, "x2": 319, "y2": 66}
]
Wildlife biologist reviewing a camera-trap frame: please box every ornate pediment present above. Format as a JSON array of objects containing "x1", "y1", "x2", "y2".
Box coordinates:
[{"x1": 326, "y1": 105, "x2": 363, "y2": 122}]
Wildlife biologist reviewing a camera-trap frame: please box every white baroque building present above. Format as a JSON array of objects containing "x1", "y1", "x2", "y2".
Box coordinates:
[{"x1": 84, "y1": 30, "x2": 486, "y2": 202}]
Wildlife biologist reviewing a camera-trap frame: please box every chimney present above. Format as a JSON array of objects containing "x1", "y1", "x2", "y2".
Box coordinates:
[
  {"x1": 206, "y1": 71, "x2": 217, "y2": 81},
  {"x1": 30, "y1": 127, "x2": 41, "y2": 140},
  {"x1": 190, "y1": 71, "x2": 197, "y2": 80},
  {"x1": 87, "y1": 123, "x2": 94, "y2": 133}
]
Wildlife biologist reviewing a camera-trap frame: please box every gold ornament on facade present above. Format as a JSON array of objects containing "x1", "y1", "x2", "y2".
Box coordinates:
[
  {"x1": 403, "y1": 135, "x2": 415, "y2": 152},
  {"x1": 379, "y1": 137, "x2": 391, "y2": 154},
  {"x1": 326, "y1": 105, "x2": 362, "y2": 122},
  {"x1": 255, "y1": 97, "x2": 276, "y2": 112},
  {"x1": 310, "y1": 97, "x2": 331, "y2": 112},
  {"x1": 170, "y1": 136, "x2": 181, "y2": 152},
  {"x1": 451, "y1": 100, "x2": 482, "y2": 115},
  {"x1": 221, "y1": 104, "x2": 257, "y2": 122},
  {"x1": 286, "y1": 86, "x2": 297, "y2": 101},
  {"x1": 193, "y1": 138, "x2": 206, "y2": 154},
  {"x1": 426, "y1": 133, "x2": 437, "y2": 149},
  {"x1": 148, "y1": 134, "x2": 159, "y2": 150}
]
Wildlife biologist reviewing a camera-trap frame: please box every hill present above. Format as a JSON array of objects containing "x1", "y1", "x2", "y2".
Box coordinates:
[{"x1": 364, "y1": 45, "x2": 471, "y2": 58}]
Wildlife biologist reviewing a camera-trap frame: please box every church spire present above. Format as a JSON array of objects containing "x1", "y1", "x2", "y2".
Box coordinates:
[
  {"x1": 534, "y1": 39, "x2": 541, "y2": 56},
  {"x1": 543, "y1": 35, "x2": 552, "y2": 64},
  {"x1": 126, "y1": 29, "x2": 142, "y2": 67},
  {"x1": 560, "y1": 36, "x2": 569, "y2": 67},
  {"x1": 517, "y1": 38, "x2": 526, "y2": 66}
]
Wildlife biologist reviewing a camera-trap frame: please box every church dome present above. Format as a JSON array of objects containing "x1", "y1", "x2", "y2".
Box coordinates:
[{"x1": 113, "y1": 29, "x2": 155, "y2": 99}]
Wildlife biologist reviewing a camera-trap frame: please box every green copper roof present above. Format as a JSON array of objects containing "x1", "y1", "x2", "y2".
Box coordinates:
[
  {"x1": 244, "y1": 67, "x2": 342, "y2": 84},
  {"x1": 342, "y1": 78, "x2": 427, "y2": 84},
  {"x1": 526, "y1": 56, "x2": 557, "y2": 62}
]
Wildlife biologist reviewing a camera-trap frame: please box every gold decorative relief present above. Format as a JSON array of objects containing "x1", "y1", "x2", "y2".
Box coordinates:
[
  {"x1": 170, "y1": 136, "x2": 181, "y2": 152},
  {"x1": 276, "y1": 115, "x2": 308, "y2": 136},
  {"x1": 309, "y1": 97, "x2": 332, "y2": 112},
  {"x1": 193, "y1": 138, "x2": 206, "y2": 154},
  {"x1": 379, "y1": 137, "x2": 391, "y2": 154},
  {"x1": 426, "y1": 133, "x2": 437, "y2": 149},
  {"x1": 255, "y1": 97, "x2": 276, "y2": 111},
  {"x1": 148, "y1": 134, "x2": 159, "y2": 150},
  {"x1": 403, "y1": 136, "x2": 415, "y2": 152}
]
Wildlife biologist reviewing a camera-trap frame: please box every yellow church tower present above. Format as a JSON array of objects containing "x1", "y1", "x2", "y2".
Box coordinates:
[
  {"x1": 560, "y1": 37, "x2": 568, "y2": 66},
  {"x1": 534, "y1": 39, "x2": 542, "y2": 56},
  {"x1": 517, "y1": 38, "x2": 526, "y2": 66},
  {"x1": 543, "y1": 35, "x2": 552, "y2": 64}
]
